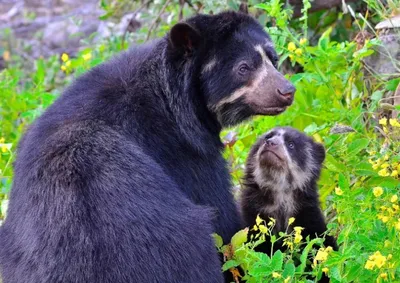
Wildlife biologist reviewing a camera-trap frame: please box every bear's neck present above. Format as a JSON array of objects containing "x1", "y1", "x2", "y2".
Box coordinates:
[{"x1": 157, "y1": 40, "x2": 223, "y2": 155}]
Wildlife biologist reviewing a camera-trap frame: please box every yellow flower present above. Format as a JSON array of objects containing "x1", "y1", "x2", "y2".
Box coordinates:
[
  {"x1": 272, "y1": 272, "x2": 281, "y2": 278},
  {"x1": 294, "y1": 233, "x2": 302, "y2": 243},
  {"x1": 396, "y1": 220, "x2": 400, "y2": 230},
  {"x1": 288, "y1": 217, "x2": 295, "y2": 226},
  {"x1": 391, "y1": 170, "x2": 398, "y2": 177},
  {"x1": 389, "y1": 118, "x2": 400, "y2": 127},
  {"x1": 284, "y1": 277, "x2": 291, "y2": 283},
  {"x1": 61, "y1": 53, "x2": 69, "y2": 62},
  {"x1": 66, "y1": 60, "x2": 71, "y2": 67},
  {"x1": 373, "y1": 187, "x2": 384, "y2": 197},
  {"x1": 381, "y1": 216, "x2": 389, "y2": 223},
  {"x1": 380, "y1": 163, "x2": 390, "y2": 169},
  {"x1": 283, "y1": 239, "x2": 293, "y2": 250},
  {"x1": 380, "y1": 273, "x2": 388, "y2": 279},
  {"x1": 256, "y1": 215, "x2": 263, "y2": 226},
  {"x1": 259, "y1": 224, "x2": 268, "y2": 234},
  {"x1": 393, "y1": 204, "x2": 399, "y2": 211},
  {"x1": 61, "y1": 65, "x2": 67, "y2": 71},
  {"x1": 295, "y1": 48, "x2": 303, "y2": 56},
  {"x1": 315, "y1": 249, "x2": 329, "y2": 262},
  {"x1": 0, "y1": 137, "x2": 4, "y2": 143},
  {"x1": 288, "y1": 42, "x2": 296, "y2": 52},
  {"x1": 379, "y1": 117, "x2": 387, "y2": 125},
  {"x1": 1, "y1": 145, "x2": 8, "y2": 153},
  {"x1": 365, "y1": 260, "x2": 375, "y2": 270},
  {"x1": 391, "y1": 195, "x2": 398, "y2": 203},
  {"x1": 335, "y1": 187, "x2": 343, "y2": 196},
  {"x1": 368, "y1": 251, "x2": 387, "y2": 268},
  {"x1": 253, "y1": 225, "x2": 258, "y2": 231},
  {"x1": 293, "y1": 226, "x2": 303, "y2": 233},
  {"x1": 322, "y1": 267, "x2": 329, "y2": 274},
  {"x1": 268, "y1": 217, "x2": 276, "y2": 227},
  {"x1": 300, "y1": 38, "x2": 307, "y2": 45},
  {"x1": 387, "y1": 254, "x2": 392, "y2": 260},
  {"x1": 378, "y1": 168, "x2": 390, "y2": 177},
  {"x1": 82, "y1": 52, "x2": 92, "y2": 61},
  {"x1": 325, "y1": 246, "x2": 333, "y2": 252}
]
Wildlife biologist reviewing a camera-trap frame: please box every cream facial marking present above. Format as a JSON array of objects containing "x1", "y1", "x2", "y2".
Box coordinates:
[
  {"x1": 201, "y1": 58, "x2": 217, "y2": 74},
  {"x1": 253, "y1": 129, "x2": 297, "y2": 226},
  {"x1": 277, "y1": 128, "x2": 314, "y2": 190},
  {"x1": 254, "y1": 44, "x2": 273, "y2": 66},
  {"x1": 212, "y1": 64, "x2": 268, "y2": 111}
]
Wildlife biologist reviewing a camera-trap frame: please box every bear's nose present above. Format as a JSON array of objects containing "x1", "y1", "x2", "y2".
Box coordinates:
[
  {"x1": 278, "y1": 84, "x2": 296, "y2": 101},
  {"x1": 265, "y1": 137, "x2": 280, "y2": 148}
]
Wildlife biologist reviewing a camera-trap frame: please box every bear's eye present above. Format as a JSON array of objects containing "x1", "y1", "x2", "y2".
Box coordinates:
[
  {"x1": 288, "y1": 142, "x2": 295, "y2": 149},
  {"x1": 238, "y1": 64, "x2": 250, "y2": 75}
]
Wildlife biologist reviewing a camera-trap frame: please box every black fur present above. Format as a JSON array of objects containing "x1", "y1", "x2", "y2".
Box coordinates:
[
  {"x1": 240, "y1": 127, "x2": 337, "y2": 257},
  {"x1": 0, "y1": 12, "x2": 295, "y2": 283}
]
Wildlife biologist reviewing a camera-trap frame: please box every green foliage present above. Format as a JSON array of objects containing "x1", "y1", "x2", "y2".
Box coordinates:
[{"x1": 219, "y1": 1, "x2": 400, "y2": 283}]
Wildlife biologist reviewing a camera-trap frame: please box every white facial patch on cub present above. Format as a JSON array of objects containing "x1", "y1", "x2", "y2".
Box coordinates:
[
  {"x1": 257, "y1": 128, "x2": 316, "y2": 191},
  {"x1": 253, "y1": 129, "x2": 297, "y2": 221},
  {"x1": 252, "y1": 128, "x2": 321, "y2": 224}
]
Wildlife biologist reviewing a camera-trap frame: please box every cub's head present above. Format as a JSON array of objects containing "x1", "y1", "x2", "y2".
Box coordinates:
[
  {"x1": 167, "y1": 11, "x2": 295, "y2": 127},
  {"x1": 246, "y1": 127, "x2": 325, "y2": 190}
]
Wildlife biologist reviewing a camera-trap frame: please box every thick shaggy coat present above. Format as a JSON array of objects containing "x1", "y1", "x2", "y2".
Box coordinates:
[
  {"x1": 240, "y1": 127, "x2": 337, "y2": 256},
  {"x1": 0, "y1": 12, "x2": 295, "y2": 283}
]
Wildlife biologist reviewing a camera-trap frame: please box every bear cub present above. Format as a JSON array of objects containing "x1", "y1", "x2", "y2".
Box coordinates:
[{"x1": 240, "y1": 127, "x2": 337, "y2": 255}]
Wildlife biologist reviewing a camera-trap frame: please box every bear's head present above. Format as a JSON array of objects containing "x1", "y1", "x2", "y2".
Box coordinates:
[{"x1": 168, "y1": 11, "x2": 295, "y2": 127}]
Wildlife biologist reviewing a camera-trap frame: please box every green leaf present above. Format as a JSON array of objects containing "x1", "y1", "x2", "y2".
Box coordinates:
[
  {"x1": 338, "y1": 173, "x2": 349, "y2": 190},
  {"x1": 347, "y1": 138, "x2": 369, "y2": 156},
  {"x1": 330, "y1": 266, "x2": 342, "y2": 281},
  {"x1": 345, "y1": 263, "x2": 362, "y2": 281},
  {"x1": 318, "y1": 27, "x2": 332, "y2": 51},
  {"x1": 325, "y1": 154, "x2": 346, "y2": 172},
  {"x1": 231, "y1": 228, "x2": 249, "y2": 250},
  {"x1": 297, "y1": 238, "x2": 323, "y2": 273},
  {"x1": 271, "y1": 250, "x2": 284, "y2": 270},
  {"x1": 222, "y1": 260, "x2": 239, "y2": 271},
  {"x1": 212, "y1": 233, "x2": 223, "y2": 249},
  {"x1": 386, "y1": 78, "x2": 400, "y2": 91},
  {"x1": 370, "y1": 90, "x2": 383, "y2": 102},
  {"x1": 282, "y1": 262, "x2": 295, "y2": 278}
]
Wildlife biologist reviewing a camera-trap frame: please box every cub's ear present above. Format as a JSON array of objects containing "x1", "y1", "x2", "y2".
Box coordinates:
[
  {"x1": 313, "y1": 142, "x2": 326, "y2": 165},
  {"x1": 169, "y1": 22, "x2": 201, "y2": 54}
]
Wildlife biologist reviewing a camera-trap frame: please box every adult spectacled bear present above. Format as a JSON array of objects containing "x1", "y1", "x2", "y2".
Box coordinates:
[{"x1": 0, "y1": 11, "x2": 295, "y2": 283}]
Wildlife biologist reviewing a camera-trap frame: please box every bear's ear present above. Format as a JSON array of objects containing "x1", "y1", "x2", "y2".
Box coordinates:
[{"x1": 169, "y1": 22, "x2": 201, "y2": 54}]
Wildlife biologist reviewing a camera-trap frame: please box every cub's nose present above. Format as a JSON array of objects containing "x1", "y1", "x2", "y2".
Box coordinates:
[
  {"x1": 278, "y1": 83, "x2": 296, "y2": 102},
  {"x1": 265, "y1": 137, "x2": 280, "y2": 148}
]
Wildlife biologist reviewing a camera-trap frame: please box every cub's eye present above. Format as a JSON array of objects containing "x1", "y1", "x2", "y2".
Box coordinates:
[
  {"x1": 288, "y1": 142, "x2": 295, "y2": 149},
  {"x1": 238, "y1": 64, "x2": 250, "y2": 75}
]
